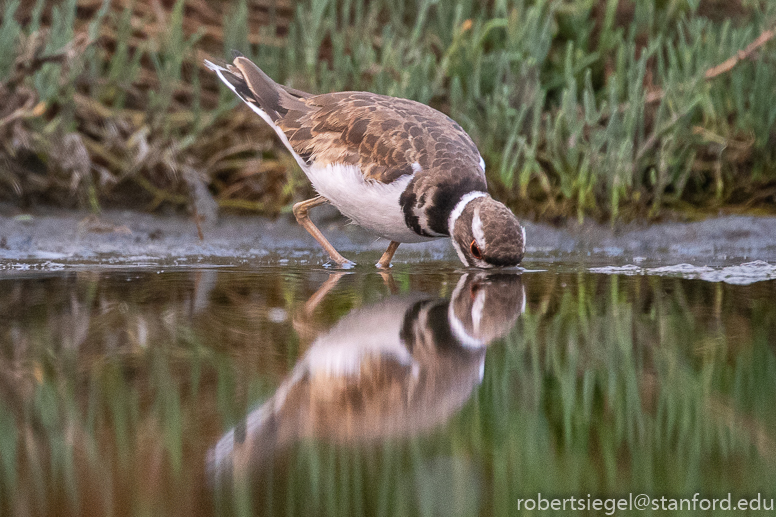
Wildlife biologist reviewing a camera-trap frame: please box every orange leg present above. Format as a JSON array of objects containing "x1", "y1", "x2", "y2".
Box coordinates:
[
  {"x1": 376, "y1": 241, "x2": 400, "y2": 269},
  {"x1": 293, "y1": 196, "x2": 355, "y2": 268}
]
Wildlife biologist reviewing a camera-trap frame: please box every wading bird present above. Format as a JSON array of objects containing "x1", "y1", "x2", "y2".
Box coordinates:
[{"x1": 206, "y1": 54, "x2": 525, "y2": 268}]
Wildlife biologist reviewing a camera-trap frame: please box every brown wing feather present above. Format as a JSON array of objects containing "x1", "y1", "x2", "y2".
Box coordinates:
[
  {"x1": 277, "y1": 92, "x2": 484, "y2": 184},
  {"x1": 219, "y1": 56, "x2": 483, "y2": 185}
]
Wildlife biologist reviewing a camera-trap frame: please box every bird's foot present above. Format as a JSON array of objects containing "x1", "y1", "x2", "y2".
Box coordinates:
[{"x1": 323, "y1": 258, "x2": 356, "y2": 270}]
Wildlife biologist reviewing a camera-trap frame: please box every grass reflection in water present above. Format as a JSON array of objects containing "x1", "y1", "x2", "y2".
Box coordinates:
[{"x1": 0, "y1": 266, "x2": 774, "y2": 516}]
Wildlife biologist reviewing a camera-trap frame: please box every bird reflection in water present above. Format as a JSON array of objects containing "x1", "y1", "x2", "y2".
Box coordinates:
[{"x1": 209, "y1": 272, "x2": 525, "y2": 481}]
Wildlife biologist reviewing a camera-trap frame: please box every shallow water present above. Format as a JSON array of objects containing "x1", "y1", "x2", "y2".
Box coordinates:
[{"x1": 1, "y1": 260, "x2": 775, "y2": 516}]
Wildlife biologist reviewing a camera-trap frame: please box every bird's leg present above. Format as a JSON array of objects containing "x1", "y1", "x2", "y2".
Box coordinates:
[
  {"x1": 293, "y1": 196, "x2": 354, "y2": 267},
  {"x1": 376, "y1": 241, "x2": 400, "y2": 269}
]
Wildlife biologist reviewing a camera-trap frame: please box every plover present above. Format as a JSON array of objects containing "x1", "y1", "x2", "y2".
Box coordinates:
[{"x1": 205, "y1": 54, "x2": 526, "y2": 268}]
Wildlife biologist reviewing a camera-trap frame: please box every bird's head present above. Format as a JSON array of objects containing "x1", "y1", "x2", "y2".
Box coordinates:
[{"x1": 449, "y1": 194, "x2": 525, "y2": 268}]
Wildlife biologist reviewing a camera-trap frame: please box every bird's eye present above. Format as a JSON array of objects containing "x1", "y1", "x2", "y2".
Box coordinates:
[{"x1": 470, "y1": 239, "x2": 482, "y2": 260}]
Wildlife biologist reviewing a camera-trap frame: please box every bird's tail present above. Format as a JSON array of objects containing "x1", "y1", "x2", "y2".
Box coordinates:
[
  {"x1": 205, "y1": 53, "x2": 313, "y2": 171},
  {"x1": 205, "y1": 52, "x2": 308, "y2": 124}
]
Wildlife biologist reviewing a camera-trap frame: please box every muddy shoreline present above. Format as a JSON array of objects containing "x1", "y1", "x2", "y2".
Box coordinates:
[{"x1": 1, "y1": 205, "x2": 775, "y2": 269}]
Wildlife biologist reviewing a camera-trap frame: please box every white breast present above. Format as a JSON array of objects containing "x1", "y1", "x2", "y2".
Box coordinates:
[{"x1": 305, "y1": 162, "x2": 437, "y2": 243}]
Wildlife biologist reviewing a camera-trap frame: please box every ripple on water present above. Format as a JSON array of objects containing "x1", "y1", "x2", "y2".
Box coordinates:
[
  {"x1": 588, "y1": 264, "x2": 643, "y2": 276},
  {"x1": 590, "y1": 260, "x2": 776, "y2": 285}
]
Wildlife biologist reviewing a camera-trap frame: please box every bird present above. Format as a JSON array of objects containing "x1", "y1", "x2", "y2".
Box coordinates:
[{"x1": 205, "y1": 53, "x2": 526, "y2": 269}]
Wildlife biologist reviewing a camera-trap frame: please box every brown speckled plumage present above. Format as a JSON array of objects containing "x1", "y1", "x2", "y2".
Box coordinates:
[
  {"x1": 280, "y1": 92, "x2": 483, "y2": 185},
  {"x1": 206, "y1": 54, "x2": 525, "y2": 268}
]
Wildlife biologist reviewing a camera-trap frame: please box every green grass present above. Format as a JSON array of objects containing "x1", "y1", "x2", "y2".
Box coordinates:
[{"x1": 1, "y1": 0, "x2": 776, "y2": 221}]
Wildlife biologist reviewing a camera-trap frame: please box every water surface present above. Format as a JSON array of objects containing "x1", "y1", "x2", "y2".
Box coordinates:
[{"x1": 1, "y1": 261, "x2": 775, "y2": 516}]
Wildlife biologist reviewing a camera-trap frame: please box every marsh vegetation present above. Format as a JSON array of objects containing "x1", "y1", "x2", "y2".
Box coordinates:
[{"x1": 1, "y1": 0, "x2": 775, "y2": 222}]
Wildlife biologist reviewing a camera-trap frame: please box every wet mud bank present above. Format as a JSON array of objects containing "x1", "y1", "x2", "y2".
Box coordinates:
[{"x1": 1, "y1": 206, "x2": 775, "y2": 268}]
